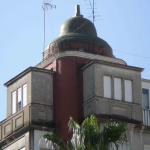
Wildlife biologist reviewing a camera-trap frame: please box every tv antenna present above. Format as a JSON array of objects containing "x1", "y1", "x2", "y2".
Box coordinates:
[
  {"x1": 85, "y1": 0, "x2": 95, "y2": 24},
  {"x1": 42, "y1": 0, "x2": 56, "y2": 52},
  {"x1": 85, "y1": 0, "x2": 102, "y2": 25}
]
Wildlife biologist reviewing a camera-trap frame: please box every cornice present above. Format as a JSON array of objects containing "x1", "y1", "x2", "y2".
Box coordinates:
[
  {"x1": 82, "y1": 60, "x2": 144, "y2": 72},
  {"x1": 35, "y1": 51, "x2": 127, "y2": 68}
]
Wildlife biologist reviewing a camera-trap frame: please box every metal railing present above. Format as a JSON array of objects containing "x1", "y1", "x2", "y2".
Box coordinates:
[{"x1": 143, "y1": 109, "x2": 150, "y2": 126}]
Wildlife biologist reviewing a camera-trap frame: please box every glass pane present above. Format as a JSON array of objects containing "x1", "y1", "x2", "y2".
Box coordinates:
[
  {"x1": 142, "y1": 89, "x2": 149, "y2": 109},
  {"x1": 17, "y1": 101, "x2": 21, "y2": 111}
]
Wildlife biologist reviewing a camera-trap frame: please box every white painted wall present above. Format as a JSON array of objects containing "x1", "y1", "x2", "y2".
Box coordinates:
[
  {"x1": 142, "y1": 81, "x2": 150, "y2": 90},
  {"x1": 4, "y1": 136, "x2": 25, "y2": 150},
  {"x1": 34, "y1": 130, "x2": 53, "y2": 150},
  {"x1": 144, "y1": 145, "x2": 150, "y2": 150}
]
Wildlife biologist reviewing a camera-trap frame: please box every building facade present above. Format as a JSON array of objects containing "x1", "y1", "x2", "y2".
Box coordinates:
[{"x1": 0, "y1": 5, "x2": 150, "y2": 150}]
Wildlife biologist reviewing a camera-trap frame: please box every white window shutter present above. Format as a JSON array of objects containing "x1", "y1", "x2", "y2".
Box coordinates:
[
  {"x1": 23, "y1": 84, "x2": 27, "y2": 107},
  {"x1": 17, "y1": 88, "x2": 21, "y2": 102},
  {"x1": 103, "y1": 76, "x2": 111, "y2": 98},
  {"x1": 125, "y1": 80, "x2": 132, "y2": 102},
  {"x1": 114, "y1": 78, "x2": 122, "y2": 100},
  {"x1": 12, "y1": 91, "x2": 16, "y2": 114}
]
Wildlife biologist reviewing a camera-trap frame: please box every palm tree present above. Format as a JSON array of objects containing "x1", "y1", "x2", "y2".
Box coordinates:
[{"x1": 39, "y1": 115, "x2": 127, "y2": 150}]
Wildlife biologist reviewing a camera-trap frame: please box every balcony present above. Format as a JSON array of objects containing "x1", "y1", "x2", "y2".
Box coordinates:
[
  {"x1": 143, "y1": 109, "x2": 150, "y2": 126},
  {"x1": 0, "y1": 103, "x2": 53, "y2": 144},
  {"x1": 82, "y1": 60, "x2": 143, "y2": 124}
]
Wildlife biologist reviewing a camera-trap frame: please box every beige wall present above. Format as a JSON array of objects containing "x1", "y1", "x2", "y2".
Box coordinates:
[
  {"x1": 83, "y1": 64, "x2": 95, "y2": 101},
  {"x1": 6, "y1": 70, "x2": 53, "y2": 118},
  {"x1": 7, "y1": 72, "x2": 32, "y2": 117},
  {"x1": 31, "y1": 71, "x2": 53, "y2": 106}
]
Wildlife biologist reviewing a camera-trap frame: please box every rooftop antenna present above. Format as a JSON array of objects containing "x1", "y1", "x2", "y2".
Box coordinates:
[
  {"x1": 85, "y1": 0, "x2": 102, "y2": 24},
  {"x1": 92, "y1": 0, "x2": 95, "y2": 25},
  {"x1": 85, "y1": 0, "x2": 95, "y2": 24},
  {"x1": 84, "y1": 0, "x2": 102, "y2": 53},
  {"x1": 42, "y1": 0, "x2": 56, "y2": 52}
]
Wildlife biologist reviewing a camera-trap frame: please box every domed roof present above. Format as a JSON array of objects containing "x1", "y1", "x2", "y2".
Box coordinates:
[
  {"x1": 59, "y1": 16, "x2": 97, "y2": 37},
  {"x1": 44, "y1": 5, "x2": 113, "y2": 58}
]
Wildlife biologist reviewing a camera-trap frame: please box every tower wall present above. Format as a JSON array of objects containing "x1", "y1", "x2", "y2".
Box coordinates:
[{"x1": 53, "y1": 56, "x2": 90, "y2": 140}]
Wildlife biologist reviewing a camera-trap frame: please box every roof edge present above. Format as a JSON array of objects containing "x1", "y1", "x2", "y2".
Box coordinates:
[
  {"x1": 4, "y1": 67, "x2": 54, "y2": 87},
  {"x1": 82, "y1": 60, "x2": 144, "y2": 72}
]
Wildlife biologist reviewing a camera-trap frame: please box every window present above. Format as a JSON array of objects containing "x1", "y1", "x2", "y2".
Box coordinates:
[
  {"x1": 124, "y1": 80, "x2": 132, "y2": 102},
  {"x1": 23, "y1": 84, "x2": 27, "y2": 107},
  {"x1": 142, "y1": 88, "x2": 149, "y2": 109},
  {"x1": 103, "y1": 76, "x2": 133, "y2": 102},
  {"x1": 12, "y1": 91, "x2": 16, "y2": 114},
  {"x1": 103, "y1": 76, "x2": 111, "y2": 98},
  {"x1": 17, "y1": 87, "x2": 21, "y2": 111},
  {"x1": 144, "y1": 145, "x2": 150, "y2": 150},
  {"x1": 114, "y1": 78, "x2": 122, "y2": 100},
  {"x1": 11, "y1": 84, "x2": 27, "y2": 114}
]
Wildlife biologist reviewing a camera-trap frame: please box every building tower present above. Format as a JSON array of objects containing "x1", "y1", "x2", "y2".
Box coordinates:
[{"x1": 0, "y1": 5, "x2": 150, "y2": 150}]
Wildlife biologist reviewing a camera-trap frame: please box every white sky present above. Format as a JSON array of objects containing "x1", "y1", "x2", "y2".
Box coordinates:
[{"x1": 0, "y1": 0, "x2": 150, "y2": 121}]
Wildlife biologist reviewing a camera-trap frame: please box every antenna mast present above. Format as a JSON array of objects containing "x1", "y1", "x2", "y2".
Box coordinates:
[
  {"x1": 42, "y1": 0, "x2": 56, "y2": 52},
  {"x1": 93, "y1": 0, "x2": 95, "y2": 25}
]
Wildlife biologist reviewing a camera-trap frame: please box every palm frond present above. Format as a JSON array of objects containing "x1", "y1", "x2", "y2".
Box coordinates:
[
  {"x1": 41, "y1": 134, "x2": 67, "y2": 150},
  {"x1": 40, "y1": 115, "x2": 127, "y2": 150},
  {"x1": 102, "y1": 119, "x2": 127, "y2": 150}
]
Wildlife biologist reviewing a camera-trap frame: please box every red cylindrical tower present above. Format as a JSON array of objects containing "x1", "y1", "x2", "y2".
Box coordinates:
[{"x1": 53, "y1": 56, "x2": 90, "y2": 140}]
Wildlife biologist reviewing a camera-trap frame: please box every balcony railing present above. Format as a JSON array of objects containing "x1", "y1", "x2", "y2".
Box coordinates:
[
  {"x1": 143, "y1": 109, "x2": 150, "y2": 126},
  {"x1": 0, "y1": 103, "x2": 53, "y2": 143}
]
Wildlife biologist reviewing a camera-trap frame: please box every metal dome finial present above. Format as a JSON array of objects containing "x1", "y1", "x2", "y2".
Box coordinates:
[{"x1": 72, "y1": 5, "x2": 83, "y2": 17}]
